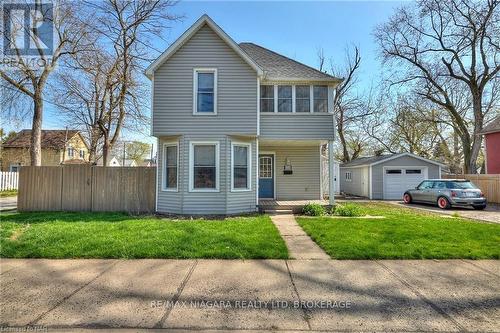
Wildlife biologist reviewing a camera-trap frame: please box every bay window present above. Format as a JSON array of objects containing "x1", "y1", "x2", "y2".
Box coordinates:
[
  {"x1": 163, "y1": 143, "x2": 178, "y2": 190},
  {"x1": 231, "y1": 143, "x2": 251, "y2": 191},
  {"x1": 190, "y1": 142, "x2": 219, "y2": 191}
]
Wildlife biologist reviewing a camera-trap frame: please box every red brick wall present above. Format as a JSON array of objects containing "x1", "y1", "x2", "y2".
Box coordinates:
[{"x1": 485, "y1": 132, "x2": 500, "y2": 174}]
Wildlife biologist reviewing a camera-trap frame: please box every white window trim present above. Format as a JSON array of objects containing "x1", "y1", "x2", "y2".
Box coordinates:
[
  {"x1": 162, "y1": 141, "x2": 179, "y2": 192},
  {"x1": 231, "y1": 141, "x2": 252, "y2": 192},
  {"x1": 193, "y1": 68, "x2": 217, "y2": 115},
  {"x1": 345, "y1": 171, "x2": 352, "y2": 182},
  {"x1": 189, "y1": 141, "x2": 220, "y2": 192}
]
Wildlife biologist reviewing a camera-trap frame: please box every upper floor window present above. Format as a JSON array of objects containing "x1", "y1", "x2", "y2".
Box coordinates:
[
  {"x1": 79, "y1": 149, "x2": 85, "y2": 159},
  {"x1": 314, "y1": 86, "x2": 328, "y2": 112},
  {"x1": 295, "y1": 85, "x2": 310, "y2": 112},
  {"x1": 260, "y1": 85, "x2": 274, "y2": 112},
  {"x1": 194, "y1": 68, "x2": 217, "y2": 114},
  {"x1": 278, "y1": 86, "x2": 292, "y2": 112},
  {"x1": 67, "y1": 147, "x2": 74, "y2": 158},
  {"x1": 190, "y1": 142, "x2": 219, "y2": 191}
]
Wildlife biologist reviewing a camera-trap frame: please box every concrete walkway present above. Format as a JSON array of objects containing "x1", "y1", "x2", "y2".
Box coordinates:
[
  {"x1": 0, "y1": 259, "x2": 499, "y2": 332},
  {"x1": 270, "y1": 214, "x2": 329, "y2": 259}
]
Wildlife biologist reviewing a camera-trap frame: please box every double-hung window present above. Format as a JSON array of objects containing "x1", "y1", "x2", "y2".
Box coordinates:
[
  {"x1": 79, "y1": 149, "x2": 85, "y2": 159},
  {"x1": 295, "y1": 85, "x2": 310, "y2": 112},
  {"x1": 260, "y1": 85, "x2": 274, "y2": 112},
  {"x1": 190, "y1": 142, "x2": 219, "y2": 191},
  {"x1": 278, "y1": 86, "x2": 292, "y2": 112},
  {"x1": 194, "y1": 69, "x2": 217, "y2": 114},
  {"x1": 163, "y1": 143, "x2": 178, "y2": 191},
  {"x1": 67, "y1": 147, "x2": 74, "y2": 158},
  {"x1": 231, "y1": 143, "x2": 251, "y2": 191},
  {"x1": 313, "y1": 85, "x2": 328, "y2": 112}
]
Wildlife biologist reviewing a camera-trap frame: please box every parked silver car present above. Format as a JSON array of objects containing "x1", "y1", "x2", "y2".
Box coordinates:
[{"x1": 403, "y1": 179, "x2": 487, "y2": 210}]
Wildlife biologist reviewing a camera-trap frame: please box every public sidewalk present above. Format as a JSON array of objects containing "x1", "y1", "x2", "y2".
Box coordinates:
[{"x1": 1, "y1": 259, "x2": 499, "y2": 332}]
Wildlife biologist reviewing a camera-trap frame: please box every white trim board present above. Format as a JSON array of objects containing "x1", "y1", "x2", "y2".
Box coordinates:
[
  {"x1": 230, "y1": 141, "x2": 252, "y2": 192},
  {"x1": 188, "y1": 141, "x2": 220, "y2": 192},
  {"x1": 161, "y1": 141, "x2": 179, "y2": 192},
  {"x1": 145, "y1": 15, "x2": 263, "y2": 78}
]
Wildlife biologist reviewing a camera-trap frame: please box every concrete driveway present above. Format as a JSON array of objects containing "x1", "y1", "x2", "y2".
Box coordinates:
[
  {"x1": 391, "y1": 201, "x2": 500, "y2": 224},
  {"x1": 1, "y1": 259, "x2": 499, "y2": 332}
]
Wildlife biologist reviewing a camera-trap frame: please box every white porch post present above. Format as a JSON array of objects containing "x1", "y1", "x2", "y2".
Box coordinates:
[{"x1": 328, "y1": 140, "x2": 335, "y2": 205}]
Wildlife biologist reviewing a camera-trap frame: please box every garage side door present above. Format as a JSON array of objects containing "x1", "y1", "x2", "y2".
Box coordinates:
[{"x1": 384, "y1": 168, "x2": 426, "y2": 200}]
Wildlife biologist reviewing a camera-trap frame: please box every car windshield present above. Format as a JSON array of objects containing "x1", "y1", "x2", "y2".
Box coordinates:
[{"x1": 445, "y1": 181, "x2": 477, "y2": 189}]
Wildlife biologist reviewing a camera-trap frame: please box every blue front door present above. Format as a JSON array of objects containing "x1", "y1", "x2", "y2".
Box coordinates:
[{"x1": 259, "y1": 155, "x2": 274, "y2": 199}]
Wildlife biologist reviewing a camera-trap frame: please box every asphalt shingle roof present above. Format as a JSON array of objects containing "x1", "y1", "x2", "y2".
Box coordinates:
[
  {"x1": 340, "y1": 154, "x2": 403, "y2": 167},
  {"x1": 239, "y1": 43, "x2": 341, "y2": 82},
  {"x1": 2, "y1": 129, "x2": 80, "y2": 149},
  {"x1": 481, "y1": 116, "x2": 500, "y2": 134}
]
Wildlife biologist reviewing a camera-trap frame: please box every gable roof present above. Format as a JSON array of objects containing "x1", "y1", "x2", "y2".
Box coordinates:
[
  {"x1": 239, "y1": 43, "x2": 341, "y2": 82},
  {"x1": 480, "y1": 116, "x2": 500, "y2": 134},
  {"x1": 145, "y1": 15, "x2": 263, "y2": 78},
  {"x1": 340, "y1": 152, "x2": 445, "y2": 168},
  {"x1": 2, "y1": 129, "x2": 83, "y2": 150}
]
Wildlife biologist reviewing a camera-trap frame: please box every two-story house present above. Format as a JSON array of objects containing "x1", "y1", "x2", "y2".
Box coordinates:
[
  {"x1": 1, "y1": 129, "x2": 89, "y2": 171},
  {"x1": 146, "y1": 15, "x2": 341, "y2": 215}
]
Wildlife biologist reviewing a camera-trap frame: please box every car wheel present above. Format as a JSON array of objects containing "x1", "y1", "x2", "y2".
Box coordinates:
[
  {"x1": 437, "y1": 196, "x2": 451, "y2": 209},
  {"x1": 403, "y1": 193, "x2": 412, "y2": 204},
  {"x1": 473, "y1": 205, "x2": 486, "y2": 210}
]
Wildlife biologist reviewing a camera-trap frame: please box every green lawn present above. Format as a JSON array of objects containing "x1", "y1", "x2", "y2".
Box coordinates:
[
  {"x1": 0, "y1": 212, "x2": 288, "y2": 259},
  {"x1": 296, "y1": 203, "x2": 500, "y2": 259},
  {"x1": 0, "y1": 190, "x2": 17, "y2": 197}
]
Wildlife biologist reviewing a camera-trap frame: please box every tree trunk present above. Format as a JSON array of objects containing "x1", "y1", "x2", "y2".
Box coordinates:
[
  {"x1": 102, "y1": 138, "x2": 109, "y2": 166},
  {"x1": 30, "y1": 94, "x2": 43, "y2": 166},
  {"x1": 467, "y1": 93, "x2": 484, "y2": 174}
]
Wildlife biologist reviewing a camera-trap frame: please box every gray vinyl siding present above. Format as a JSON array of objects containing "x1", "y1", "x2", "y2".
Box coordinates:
[
  {"x1": 339, "y1": 166, "x2": 369, "y2": 197},
  {"x1": 261, "y1": 145, "x2": 321, "y2": 200},
  {"x1": 371, "y1": 156, "x2": 440, "y2": 200},
  {"x1": 153, "y1": 24, "x2": 258, "y2": 136},
  {"x1": 260, "y1": 114, "x2": 335, "y2": 140},
  {"x1": 157, "y1": 135, "x2": 256, "y2": 215}
]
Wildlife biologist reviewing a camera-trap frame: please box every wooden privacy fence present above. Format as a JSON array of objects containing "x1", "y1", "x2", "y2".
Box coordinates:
[
  {"x1": 443, "y1": 174, "x2": 500, "y2": 204},
  {"x1": 18, "y1": 166, "x2": 156, "y2": 213},
  {"x1": 0, "y1": 171, "x2": 19, "y2": 191}
]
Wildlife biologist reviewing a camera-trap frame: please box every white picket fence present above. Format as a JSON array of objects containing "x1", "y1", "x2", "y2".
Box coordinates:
[{"x1": 0, "y1": 171, "x2": 19, "y2": 191}]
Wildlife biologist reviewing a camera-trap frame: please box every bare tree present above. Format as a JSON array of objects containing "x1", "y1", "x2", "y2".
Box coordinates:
[
  {"x1": 0, "y1": 1, "x2": 90, "y2": 165},
  {"x1": 375, "y1": 0, "x2": 500, "y2": 173}
]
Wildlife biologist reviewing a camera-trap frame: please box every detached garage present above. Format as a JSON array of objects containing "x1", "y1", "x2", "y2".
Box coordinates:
[{"x1": 339, "y1": 153, "x2": 444, "y2": 200}]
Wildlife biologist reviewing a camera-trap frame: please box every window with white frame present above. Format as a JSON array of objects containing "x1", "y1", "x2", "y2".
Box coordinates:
[
  {"x1": 79, "y1": 149, "x2": 85, "y2": 159},
  {"x1": 278, "y1": 86, "x2": 292, "y2": 112},
  {"x1": 232, "y1": 143, "x2": 251, "y2": 190},
  {"x1": 163, "y1": 143, "x2": 178, "y2": 190},
  {"x1": 295, "y1": 85, "x2": 310, "y2": 112},
  {"x1": 313, "y1": 85, "x2": 328, "y2": 112},
  {"x1": 345, "y1": 171, "x2": 352, "y2": 182},
  {"x1": 190, "y1": 142, "x2": 219, "y2": 191},
  {"x1": 260, "y1": 85, "x2": 274, "y2": 112},
  {"x1": 194, "y1": 69, "x2": 217, "y2": 114},
  {"x1": 67, "y1": 147, "x2": 74, "y2": 158}
]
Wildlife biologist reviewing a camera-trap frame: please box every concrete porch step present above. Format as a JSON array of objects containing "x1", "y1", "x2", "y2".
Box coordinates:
[{"x1": 263, "y1": 209, "x2": 293, "y2": 215}]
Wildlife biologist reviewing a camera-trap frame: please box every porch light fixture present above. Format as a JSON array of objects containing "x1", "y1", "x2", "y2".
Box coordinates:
[{"x1": 283, "y1": 157, "x2": 293, "y2": 175}]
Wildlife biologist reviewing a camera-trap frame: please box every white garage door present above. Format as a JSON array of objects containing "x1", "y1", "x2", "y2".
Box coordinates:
[{"x1": 384, "y1": 168, "x2": 426, "y2": 200}]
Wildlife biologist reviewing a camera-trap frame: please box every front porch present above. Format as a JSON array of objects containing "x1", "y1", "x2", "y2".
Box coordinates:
[{"x1": 258, "y1": 199, "x2": 330, "y2": 213}]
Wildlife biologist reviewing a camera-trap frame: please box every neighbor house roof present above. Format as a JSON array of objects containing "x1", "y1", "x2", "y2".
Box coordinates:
[
  {"x1": 480, "y1": 116, "x2": 500, "y2": 135},
  {"x1": 2, "y1": 129, "x2": 80, "y2": 149},
  {"x1": 239, "y1": 43, "x2": 341, "y2": 82},
  {"x1": 340, "y1": 152, "x2": 445, "y2": 168}
]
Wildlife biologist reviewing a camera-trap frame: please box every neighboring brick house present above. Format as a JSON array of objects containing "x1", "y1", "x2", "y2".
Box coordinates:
[
  {"x1": 480, "y1": 116, "x2": 500, "y2": 174},
  {"x1": 0, "y1": 129, "x2": 89, "y2": 171}
]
